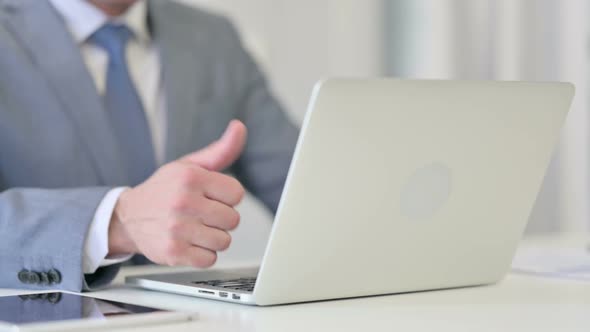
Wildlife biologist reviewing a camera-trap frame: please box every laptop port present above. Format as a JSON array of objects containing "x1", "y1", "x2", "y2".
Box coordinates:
[
  {"x1": 232, "y1": 294, "x2": 241, "y2": 300},
  {"x1": 198, "y1": 290, "x2": 214, "y2": 295},
  {"x1": 219, "y1": 292, "x2": 228, "y2": 298}
]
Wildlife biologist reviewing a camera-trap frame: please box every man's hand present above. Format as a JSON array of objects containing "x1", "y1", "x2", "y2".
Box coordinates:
[{"x1": 108, "y1": 120, "x2": 247, "y2": 268}]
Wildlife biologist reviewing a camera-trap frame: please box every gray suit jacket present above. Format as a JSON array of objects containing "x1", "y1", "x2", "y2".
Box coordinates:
[{"x1": 0, "y1": 0, "x2": 298, "y2": 291}]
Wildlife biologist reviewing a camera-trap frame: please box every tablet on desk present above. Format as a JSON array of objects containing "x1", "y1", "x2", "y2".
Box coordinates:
[{"x1": 0, "y1": 292, "x2": 197, "y2": 332}]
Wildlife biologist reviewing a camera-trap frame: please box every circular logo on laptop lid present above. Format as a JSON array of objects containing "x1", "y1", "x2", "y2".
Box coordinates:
[{"x1": 400, "y1": 163, "x2": 453, "y2": 220}]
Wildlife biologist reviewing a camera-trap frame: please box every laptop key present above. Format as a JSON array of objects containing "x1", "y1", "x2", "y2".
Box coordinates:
[{"x1": 192, "y1": 277, "x2": 257, "y2": 291}]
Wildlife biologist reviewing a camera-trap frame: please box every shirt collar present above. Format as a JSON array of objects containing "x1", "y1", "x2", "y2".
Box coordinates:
[{"x1": 48, "y1": 0, "x2": 151, "y2": 45}]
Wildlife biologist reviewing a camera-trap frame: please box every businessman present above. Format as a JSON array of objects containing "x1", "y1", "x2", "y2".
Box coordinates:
[{"x1": 0, "y1": 0, "x2": 298, "y2": 291}]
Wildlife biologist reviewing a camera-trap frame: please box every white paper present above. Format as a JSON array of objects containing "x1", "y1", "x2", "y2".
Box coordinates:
[{"x1": 511, "y1": 246, "x2": 590, "y2": 281}]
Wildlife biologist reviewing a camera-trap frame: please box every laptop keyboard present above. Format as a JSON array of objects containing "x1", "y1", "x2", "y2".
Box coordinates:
[{"x1": 192, "y1": 277, "x2": 257, "y2": 292}]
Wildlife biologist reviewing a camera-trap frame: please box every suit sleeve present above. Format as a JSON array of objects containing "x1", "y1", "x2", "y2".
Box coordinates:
[
  {"x1": 0, "y1": 187, "x2": 121, "y2": 291},
  {"x1": 222, "y1": 20, "x2": 300, "y2": 213}
]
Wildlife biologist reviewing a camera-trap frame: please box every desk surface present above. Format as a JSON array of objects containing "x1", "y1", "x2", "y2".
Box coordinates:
[{"x1": 2, "y1": 234, "x2": 589, "y2": 332}]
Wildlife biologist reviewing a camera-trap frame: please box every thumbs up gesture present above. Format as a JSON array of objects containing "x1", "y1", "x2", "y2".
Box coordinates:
[{"x1": 108, "y1": 120, "x2": 247, "y2": 267}]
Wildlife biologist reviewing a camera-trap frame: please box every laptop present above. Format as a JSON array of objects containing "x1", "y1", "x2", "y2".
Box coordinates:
[{"x1": 126, "y1": 79, "x2": 574, "y2": 306}]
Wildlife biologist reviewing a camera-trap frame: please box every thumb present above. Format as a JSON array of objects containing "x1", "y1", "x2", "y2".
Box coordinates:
[{"x1": 182, "y1": 120, "x2": 248, "y2": 171}]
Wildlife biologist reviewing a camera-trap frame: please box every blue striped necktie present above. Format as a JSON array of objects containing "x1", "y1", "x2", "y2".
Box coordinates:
[{"x1": 89, "y1": 23, "x2": 156, "y2": 186}]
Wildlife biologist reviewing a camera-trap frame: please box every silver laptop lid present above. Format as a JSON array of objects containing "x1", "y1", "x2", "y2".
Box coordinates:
[{"x1": 253, "y1": 79, "x2": 573, "y2": 305}]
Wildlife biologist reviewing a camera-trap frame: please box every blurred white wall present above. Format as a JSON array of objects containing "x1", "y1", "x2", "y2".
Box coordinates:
[{"x1": 386, "y1": 0, "x2": 590, "y2": 234}]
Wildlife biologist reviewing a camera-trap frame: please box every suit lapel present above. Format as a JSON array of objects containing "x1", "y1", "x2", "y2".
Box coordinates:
[
  {"x1": 0, "y1": 0, "x2": 128, "y2": 184},
  {"x1": 149, "y1": 0, "x2": 212, "y2": 162}
]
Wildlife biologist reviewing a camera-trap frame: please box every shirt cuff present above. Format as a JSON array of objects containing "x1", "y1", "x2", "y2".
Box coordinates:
[{"x1": 83, "y1": 187, "x2": 132, "y2": 274}]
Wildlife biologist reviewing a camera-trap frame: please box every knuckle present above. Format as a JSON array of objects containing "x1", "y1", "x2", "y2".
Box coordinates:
[
  {"x1": 235, "y1": 185, "x2": 245, "y2": 204},
  {"x1": 192, "y1": 251, "x2": 217, "y2": 268},
  {"x1": 178, "y1": 167, "x2": 199, "y2": 186},
  {"x1": 227, "y1": 210, "x2": 240, "y2": 230},
  {"x1": 167, "y1": 162, "x2": 207, "y2": 188},
  {"x1": 227, "y1": 178, "x2": 245, "y2": 205},
  {"x1": 164, "y1": 242, "x2": 183, "y2": 261},
  {"x1": 204, "y1": 251, "x2": 218, "y2": 267},
  {"x1": 170, "y1": 195, "x2": 192, "y2": 212},
  {"x1": 217, "y1": 232, "x2": 232, "y2": 251},
  {"x1": 166, "y1": 218, "x2": 185, "y2": 235}
]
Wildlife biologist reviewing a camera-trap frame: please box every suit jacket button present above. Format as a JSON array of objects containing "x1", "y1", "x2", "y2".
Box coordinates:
[
  {"x1": 47, "y1": 292, "x2": 62, "y2": 304},
  {"x1": 47, "y1": 269, "x2": 62, "y2": 284},
  {"x1": 28, "y1": 271, "x2": 41, "y2": 284},
  {"x1": 39, "y1": 272, "x2": 49, "y2": 285},
  {"x1": 18, "y1": 270, "x2": 30, "y2": 283}
]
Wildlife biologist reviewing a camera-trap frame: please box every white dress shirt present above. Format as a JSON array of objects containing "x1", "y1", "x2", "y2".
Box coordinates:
[{"x1": 49, "y1": 0, "x2": 167, "y2": 273}]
